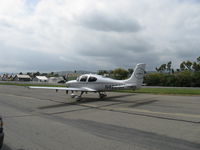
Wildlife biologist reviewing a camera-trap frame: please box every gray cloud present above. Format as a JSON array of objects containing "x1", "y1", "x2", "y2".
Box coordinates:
[
  {"x1": 77, "y1": 11, "x2": 142, "y2": 33},
  {"x1": 76, "y1": 38, "x2": 152, "y2": 59},
  {"x1": 1, "y1": 0, "x2": 200, "y2": 72}
]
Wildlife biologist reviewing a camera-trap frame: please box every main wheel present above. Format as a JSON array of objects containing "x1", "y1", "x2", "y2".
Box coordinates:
[
  {"x1": 99, "y1": 94, "x2": 107, "y2": 99},
  {"x1": 70, "y1": 93, "x2": 76, "y2": 98},
  {"x1": 75, "y1": 96, "x2": 81, "y2": 101},
  {"x1": 0, "y1": 135, "x2": 4, "y2": 149}
]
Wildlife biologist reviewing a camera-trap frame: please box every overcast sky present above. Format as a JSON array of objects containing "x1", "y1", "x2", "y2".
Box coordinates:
[{"x1": 0, "y1": 0, "x2": 200, "y2": 73}]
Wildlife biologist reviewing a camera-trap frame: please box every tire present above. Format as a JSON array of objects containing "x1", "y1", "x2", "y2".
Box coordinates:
[{"x1": 0, "y1": 135, "x2": 4, "y2": 149}]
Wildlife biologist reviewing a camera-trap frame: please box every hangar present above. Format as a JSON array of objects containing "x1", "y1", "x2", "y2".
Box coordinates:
[
  {"x1": 14, "y1": 74, "x2": 31, "y2": 82},
  {"x1": 33, "y1": 76, "x2": 48, "y2": 82}
]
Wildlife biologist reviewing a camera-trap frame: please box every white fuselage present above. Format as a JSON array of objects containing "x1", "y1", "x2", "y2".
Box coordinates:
[{"x1": 66, "y1": 74, "x2": 138, "y2": 91}]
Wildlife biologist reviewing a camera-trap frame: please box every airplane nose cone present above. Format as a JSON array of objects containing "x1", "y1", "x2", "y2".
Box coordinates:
[
  {"x1": 66, "y1": 80, "x2": 74, "y2": 87},
  {"x1": 66, "y1": 82, "x2": 70, "y2": 87}
]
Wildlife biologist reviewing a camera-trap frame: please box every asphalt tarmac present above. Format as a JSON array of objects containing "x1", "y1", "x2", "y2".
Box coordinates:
[{"x1": 0, "y1": 85, "x2": 200, "y2": 150}]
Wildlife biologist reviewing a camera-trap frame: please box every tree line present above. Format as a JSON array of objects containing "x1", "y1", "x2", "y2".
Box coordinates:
[
  {"x1": 98, "y1": 68, "x2": 133, "y2": 80},
  {"x1": 145, "y1": 56, "x2": 200, "y2": 87},
  {"x1": 18, "y1": 72, "x2": 59, "y2": 78},
  {"x1": 98, "y1": 56, "x2": 200, "y2": 87}
]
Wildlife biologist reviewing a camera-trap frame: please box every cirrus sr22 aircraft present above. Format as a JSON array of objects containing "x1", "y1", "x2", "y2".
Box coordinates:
[{"x1": 29, "y1": 63, "x2": 146, "y2": 101}]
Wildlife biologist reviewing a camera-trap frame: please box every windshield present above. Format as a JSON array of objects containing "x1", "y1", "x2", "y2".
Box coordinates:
[{"x1": 80, "y1": 75, "x2": 88, "y2": 82}]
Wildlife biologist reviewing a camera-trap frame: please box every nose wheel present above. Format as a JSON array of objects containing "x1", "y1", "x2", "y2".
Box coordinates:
[{"x1": 70, "y1": 91, "x2": 84, "y2": 101}]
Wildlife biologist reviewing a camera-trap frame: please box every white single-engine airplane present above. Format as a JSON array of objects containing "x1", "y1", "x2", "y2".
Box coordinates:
[{"x1": 29, "y1": 63, "x2": 146, "y2": 100}]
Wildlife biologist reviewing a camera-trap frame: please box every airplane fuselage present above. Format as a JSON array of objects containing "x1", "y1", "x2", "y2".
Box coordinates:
[{"x1": 66, "y1": 74, "x2": 137, "y2": 91}]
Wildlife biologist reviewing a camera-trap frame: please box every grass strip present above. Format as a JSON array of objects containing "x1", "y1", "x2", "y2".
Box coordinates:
[
  {"x1": 1, "y1": 82, "x2": 200, "y2": 95},
  {"x1": 116, "y1": 88, "x2": 200, "y2": 95}
]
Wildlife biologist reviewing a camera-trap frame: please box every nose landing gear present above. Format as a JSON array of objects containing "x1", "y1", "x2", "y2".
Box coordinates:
[{"x1": 70, "y1": 91, "x2": 84, "y2": 101}]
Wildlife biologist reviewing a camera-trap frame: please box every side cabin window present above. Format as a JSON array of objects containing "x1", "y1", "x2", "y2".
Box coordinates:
[
  {"x1": 80, "y1": 76, "x2": 87, "y2": 82},
  {"x1": 88, "y1": 76, "x2": 97, "y2": 82}
]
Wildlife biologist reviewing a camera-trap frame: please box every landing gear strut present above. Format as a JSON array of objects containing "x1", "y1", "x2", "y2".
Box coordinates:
[
  {"x1": 70, "y1": 91, "x2": 84, "y2": 101},
  {"x1": 98, "y1": 92, "x2": 107, "y2": 99}
]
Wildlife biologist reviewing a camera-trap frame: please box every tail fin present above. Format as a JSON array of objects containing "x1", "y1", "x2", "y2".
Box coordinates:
[{"x1": 125, "y1": 63, "x2": 146, "y2": 87}]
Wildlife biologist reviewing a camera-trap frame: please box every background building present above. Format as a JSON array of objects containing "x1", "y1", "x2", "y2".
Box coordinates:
[
  {"x1": 48, "y1": 77, "x2": 64, "y2": 83},
  {"x1": 33, "y1": 76, "x2": 48, "y2": 82},
  {"x1": 14, "y1": 75, "x2": 31, "y2": 81}
]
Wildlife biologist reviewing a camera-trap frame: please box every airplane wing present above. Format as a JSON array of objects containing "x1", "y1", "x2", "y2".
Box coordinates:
[{"x1": 28, "y1": 86, "x2": 97, "y2": 92}]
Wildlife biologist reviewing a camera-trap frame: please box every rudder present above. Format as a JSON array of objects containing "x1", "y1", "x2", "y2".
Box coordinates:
[{"x1": 125, "y1": 63, "x2": 146, "y2": 87}]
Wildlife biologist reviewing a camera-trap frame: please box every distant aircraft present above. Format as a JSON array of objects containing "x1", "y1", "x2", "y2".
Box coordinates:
[{"x1": 29, "y1": 63, "x2": 146, "y2": 100}]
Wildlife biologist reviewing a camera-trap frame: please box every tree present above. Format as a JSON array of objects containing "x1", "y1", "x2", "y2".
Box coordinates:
[
  {"x1": 197, "y1": 56, "x2": 200, "y2": 63},
  {"x1": 171, "y1": 69, "x2": 175, "y2": 74},
  {"x1": 166, "y1": 61, "x2": 172, "y2": 74},
  {"x1": 180, "y1": 61, "x2": 186, "y2": 71},
  {"x1": 184, "y1": 61, "x2": 193, "y2": 70},
  {"x1": 54, "y1": 73, "x2": 59, "y2": 77},
  {"x1": 192, "y1": 62, "x2": 200, "y2": 72},
  {"x1": 41, "y1": 73, "x2": 48, "y2": 76},
  {"x1": 33, "y1": 71, "x2": 40, "y2": 77},
  {"x1": 26, "y1": 72, "x2": 33, "y2": 77},
  {"x1": 155, "y1": 67, "x2": 159, "y2": 72},
  {"x1": 155, "y1": 63, "x2": 167, "y2": 73},
  {"x1": 128, "y1": 69, "x2": 133, "y2": 74},
  {"x1": 98, "y1": 70, "x2": 109, "y2": 75},
  {"x1": 194, "y1": 56, "x2": 200, "y2": 72},
  {"x1": 112, "y1": 68, "x2": 129, "y2": 80}
]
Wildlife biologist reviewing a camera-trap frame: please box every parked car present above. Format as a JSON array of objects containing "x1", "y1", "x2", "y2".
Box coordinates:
[{"x1": 0, "y1": 116, "x2": 4, "y2": 149}]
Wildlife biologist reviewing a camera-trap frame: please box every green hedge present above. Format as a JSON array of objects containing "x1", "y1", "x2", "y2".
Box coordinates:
[{"x1": 144, "y1": 71, "x2": 200, "y2": 87}]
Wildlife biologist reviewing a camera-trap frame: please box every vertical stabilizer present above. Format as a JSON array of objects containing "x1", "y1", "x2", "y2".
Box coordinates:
[{"x1": 124, "y1": 63, "x2": 146, "y2": 87}]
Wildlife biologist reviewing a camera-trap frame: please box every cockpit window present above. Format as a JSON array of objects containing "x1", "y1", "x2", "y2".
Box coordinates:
[
  {"x1": 88, "y1": 76, "x2": 97, "y2": 82},
  {"x1": 80, "y1": 76, "x2": 87, "y2": 82}
]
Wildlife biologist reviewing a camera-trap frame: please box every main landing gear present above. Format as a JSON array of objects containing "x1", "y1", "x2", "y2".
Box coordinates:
[
  {"x1": 98, "y1": 92, "x2": 107, "y2": 99},
  {"x1": 69, "y1": 91, "x2": 107, "y2": 101}
]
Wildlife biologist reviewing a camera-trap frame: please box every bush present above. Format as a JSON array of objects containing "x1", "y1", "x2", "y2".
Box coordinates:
[{"x1": 144, "y1": 71, "x2": 200, "y2": 87}]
